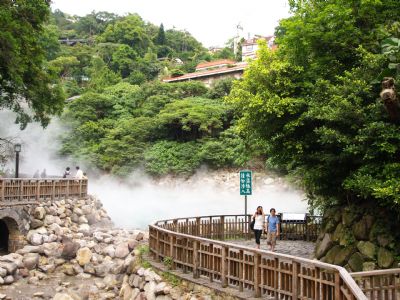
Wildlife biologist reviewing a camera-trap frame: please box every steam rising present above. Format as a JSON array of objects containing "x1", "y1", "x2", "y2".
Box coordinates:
[{"x1": 0, "y1": 110, "x2": 308, "y2": 229}]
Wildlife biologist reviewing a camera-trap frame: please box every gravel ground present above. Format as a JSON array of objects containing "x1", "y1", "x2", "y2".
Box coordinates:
[{"x1": 228, "y1": 239, "x2": 315, "y2": 259}]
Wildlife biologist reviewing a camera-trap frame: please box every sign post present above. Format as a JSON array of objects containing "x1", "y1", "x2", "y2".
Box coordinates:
[{"x1": 239, "y1": 170, "x2": 252, "y2": 218}]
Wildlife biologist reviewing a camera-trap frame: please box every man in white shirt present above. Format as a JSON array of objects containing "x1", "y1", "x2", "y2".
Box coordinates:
[{"x1": 75, "y1": 166, "x2": 84, "y2": 179}]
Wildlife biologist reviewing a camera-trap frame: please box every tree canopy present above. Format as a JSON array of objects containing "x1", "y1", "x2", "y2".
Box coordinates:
[
  {"x1": 228, "y1": 0, "x2": 400, "y2": 210},
  {"x1": 0, "y1": 0, "x2": 64, "y2": 128}
]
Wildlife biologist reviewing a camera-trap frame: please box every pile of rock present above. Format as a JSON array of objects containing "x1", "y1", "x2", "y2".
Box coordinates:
[{"x1": 315, "y1": 206, "x2": 399, "y2": 272}]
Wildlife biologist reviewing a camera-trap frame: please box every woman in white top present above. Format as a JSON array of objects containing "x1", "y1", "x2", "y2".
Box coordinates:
[{"x1": 252, "y1": 206, "x2": 265, "y2": 249}]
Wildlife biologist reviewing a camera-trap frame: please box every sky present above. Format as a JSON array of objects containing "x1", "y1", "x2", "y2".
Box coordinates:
[{"x1": 51, "y1": 0, "x2": 291, "y2": 47}]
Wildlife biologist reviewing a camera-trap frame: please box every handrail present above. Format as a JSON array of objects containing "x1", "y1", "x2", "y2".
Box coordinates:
[
  {"x1": 155, "y1": 214, "x2": 322, "y2": 242},
  {"x1": 0, "y1": 178, "x2": 88, "y2": 204},
  {"x1": 149, "y1": 215, "x2": 367, "y2": 299},
  {"x1": 350, "y1": 268, "x2": 400, "y2": 299}
]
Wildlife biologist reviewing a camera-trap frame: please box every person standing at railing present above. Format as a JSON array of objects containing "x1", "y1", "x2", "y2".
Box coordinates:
[
  {"x1": 74, "y1": 166, "x2": 83, "y2": 180},
  {"x1": 252, "y1": 206, "x2": 266, "y2": 249},
  {"x1": 266, "y1": 208, "x2": 280, "y2": 252},
  {"x1": 63, "y1": 167, "x2": 71, "y2": 178}
]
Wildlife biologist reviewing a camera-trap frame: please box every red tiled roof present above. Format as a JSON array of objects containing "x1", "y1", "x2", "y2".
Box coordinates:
[
  {"x1": 196, "y1": 59, "x2": 236, "y2": 69},
  {"x1": 163, "y1": 63, "x2": 247, "y2": 83}
]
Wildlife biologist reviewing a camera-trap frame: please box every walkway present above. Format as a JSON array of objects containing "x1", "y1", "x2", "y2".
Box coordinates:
[{"x1": 228, "y1": 239, "x2": 315, "y2": 259}]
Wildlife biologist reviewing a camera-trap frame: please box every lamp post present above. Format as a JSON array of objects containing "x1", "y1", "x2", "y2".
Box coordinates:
[{"x1": 14, "y1": 143, "x2": 21, "y2": 178}]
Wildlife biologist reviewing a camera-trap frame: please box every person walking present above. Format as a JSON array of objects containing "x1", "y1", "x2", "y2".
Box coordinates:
[
  {"x1": 252, "y1": 206, "x2": 265, "y2": 249},
  {"x1": 266, "y1": 208, "x2": 280, "y2": 252}
]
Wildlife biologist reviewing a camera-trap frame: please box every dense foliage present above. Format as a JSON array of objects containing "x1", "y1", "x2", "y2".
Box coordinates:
[
  {"x1": 0, "y1": 0, "x2": 64, "y2": 128},
  {"x1": 62, "y1": 81, "x2": 247, "y2": 176},
  {"x1": 228, "y1": 0, "x2": 400, "y2": 210},
  {"x1": 44, "y1": 9, "x2": 243, "y2": 176}
]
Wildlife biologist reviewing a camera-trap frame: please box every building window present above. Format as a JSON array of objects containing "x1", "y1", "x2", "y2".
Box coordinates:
[{"x1": 246, "y1": 45, "x2": 253, "y2": 51}]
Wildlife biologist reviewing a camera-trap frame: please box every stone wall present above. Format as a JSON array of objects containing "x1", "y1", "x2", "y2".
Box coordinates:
[{"x1": 315, "y1": 205, "x2": 400, "y2": 272}]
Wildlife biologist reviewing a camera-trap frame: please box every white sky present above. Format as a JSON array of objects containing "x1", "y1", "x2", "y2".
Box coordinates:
[{"x1": 51, "y1": 0, "x2": 290, "y2": 47}]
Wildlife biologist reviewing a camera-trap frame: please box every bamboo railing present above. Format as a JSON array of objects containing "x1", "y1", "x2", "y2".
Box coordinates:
[
  {"x1": 0, "y1": 178, "x2": 88, "y2": 205},
  {"x1": 351, "y1": 269, "x2": 400, "y2": 300},
  {"x1": 149, "y1": 214, "x2": 367, "y2": 299}
]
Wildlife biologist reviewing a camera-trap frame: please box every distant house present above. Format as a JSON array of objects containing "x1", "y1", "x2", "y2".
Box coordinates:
[
  {"x1": 163, "y1": 61, "x2": 247, "y2": 87},
  {"x1": 195, "y1": 59, "x2": 237, "y2": 72},
  {"x1": 163, "y1": 36, "x2": 276, "y2": 87},
  {"x1": 242, "y1": 36, "x2": 276, "y2": 61}
]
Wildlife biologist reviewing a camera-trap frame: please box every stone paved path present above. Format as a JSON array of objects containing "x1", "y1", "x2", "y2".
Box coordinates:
[{"x1": 228, "y1": 239, "x2": 315, "y2": 259}]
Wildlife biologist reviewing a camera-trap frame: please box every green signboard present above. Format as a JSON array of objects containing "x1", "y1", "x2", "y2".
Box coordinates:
[{"x1": 239, "y1": 170, "x2": 252, "y2": 195}]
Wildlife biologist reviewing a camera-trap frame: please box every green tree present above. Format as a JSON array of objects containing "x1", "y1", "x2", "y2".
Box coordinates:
[
  {"x1": 99, "y1": 14, "x2": 152, "y2": 57},
  {"x1": 228, "y1": 1, "x2": 400, "y2": 211},
  {"x1": 0, "y1": 0, "x2": 64, "y2": 127},
  {"x1": 156, "y1": 23, "x2": 166, "y2": 45}
]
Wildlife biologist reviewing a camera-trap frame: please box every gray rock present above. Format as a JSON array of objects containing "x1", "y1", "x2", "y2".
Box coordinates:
[
  {"x1": 34, "y1": 207, "x2": 46, "y2": 220},
  {"x1": 348, "y1": 252, "x2": 364, "y2": 272},
  {"x1": 115, "y1": 243, "x2": 130, "y2": 259},
  {"x1": 84, "y1": 263, "x2": 96, "y2": 275},
  {"x1": 362, "y1": 262, "x2": 376, "y2": 271},
  {"x1": 31, "y1": 219, "x2": 44, "y2": 229},
  {"x1": 23, "y1": 253, "x2": 40, "y2": 270},
  {"x1": 43, "y1": 242, "x2": 62, "y2": 257},
  {"x1": 144, "y1": 281, "x2": 157, "y2": 300},
  {"x1": 0, "y1": 261, "x2": 17, "y2": 274},
  {"x1": 16, "y1": 245, "x2": 44, "y2": 255},
  {"x1": 30, "y1": 233, "x2": 44, "y2": 246},
  {"x1": 0, "y1": 267, "x2": 6, "y2": 277},
  {"x1": 357, "y1": 241, "x2": 376, "y2": 259},
  {"x1": 78, "y1": 216, "x2": 88, "y2": 224},
  {"x1": 3, "y1": 275, "x2": 13, "y2": 284},
  {"x1": 103, "y1": 245, "x2": 115, "y2": 258},
  {"x1": 353, "y1": 219, "x2": 368, "y2": 240},
  {"x1": 94, "y1": 262, "x2": 112, "y2": 278},
  {"x1": 78, "y1": 224, "x2": 90, "y2": 236},
  {"x1": 155, "y1": 282, "x2": 167, "y2": 296},
  {"x1": 53, "y1": 293, "x2": 74, "y2": 300},
  {"x1": 135, "y1": 232, "x2": 144, "y2": 241},
  {"x1": 315, "y1": 233, "x2": 333, "y2": 259},
  {"x1": 61, "y1": 237, "x2": 80, "y2": 260},
  {"x1": 76, "y1": 247, "x2": 92, "y2": 266},
  {"x1": 378, "y1": 247, "x2": 394, "y2": 268},
  {"x1": 128, "y1": 240, "x2": 138, "y2": 251},
  {"x1": 103, "y1": 274, "x2": 118, "y2": 289}
]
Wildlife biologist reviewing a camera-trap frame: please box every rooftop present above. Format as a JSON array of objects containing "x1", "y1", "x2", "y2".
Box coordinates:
[{"x1": 163, "y1": 63, "x2": 247, "y2": 83}]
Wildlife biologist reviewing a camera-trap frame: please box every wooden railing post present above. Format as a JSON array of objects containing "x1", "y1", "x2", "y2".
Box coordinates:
[
  {"x1": 305, "y1": 214, "x2": 309, "y2": 241},
  {"x1": 36, "y1": 180, "x2": 40, "y2": 201},
  {"x1": 220, "y1": 216, "x2": 225, "y2": 240},
  {"x1": 19, "y1": 180, "x2": 23, "y2": 202},
  {"x1": 79, "y1": 180, "x2": 82, "y2": 197},
  {"x1": 193, "y1": 241, "x2": 199, "y2": 279},
  {"x1": 1, "y1": 180, "x2": 4, "y2": 202},
  {"x1": 209, "y1": 217, "x2": 212, "y2": 239},
  {"x1": 335, "y1": 271, "x2": 341, "y2": 300},
  {"x1": 209, "y1": 243, "x2": 214, "y2": 282},
  {"x1": 254, "y1": 252, "x2": 261, "y2": 297},
  {"x1": 66, "y1": 180, "x2": 70, "y2": 199},
  {"x1": 169, "y1": 235, "x2": 175, "y2": 270},
  {"x1": 156, "y1": 230, "x2": 161, "y2": 261},
  {"x1": 221, "y1": 245, "x2": 228, "y2": 288},
  {"x1": 52, "y1": 180, "x2": 56, "y2": 201},
  {"x1": 239, "y1": 249, "x2": 244, "y2": 292},
  {"x1": 196, "y1": 217, "x2": 201, "y2": 237},
  {"x1": 292, "y1": 261, "x2": 299, "y2": 299}
]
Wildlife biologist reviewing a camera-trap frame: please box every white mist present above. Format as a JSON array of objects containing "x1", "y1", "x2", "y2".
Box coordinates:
[{"x1": 1, "y1": 111, "x2": 308, "y2": 229}]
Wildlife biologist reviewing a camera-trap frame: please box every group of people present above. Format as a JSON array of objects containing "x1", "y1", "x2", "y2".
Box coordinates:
[
  {"x1": 252, "y1": 206, "x2": 280, "y2": 252},
  {"x1": 63, "y1": 166, "x2": 87, "y2": 179}
]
